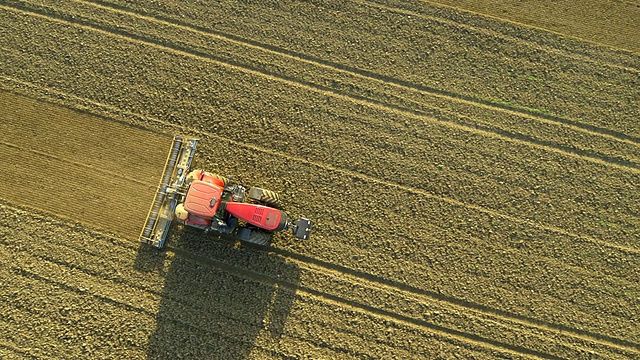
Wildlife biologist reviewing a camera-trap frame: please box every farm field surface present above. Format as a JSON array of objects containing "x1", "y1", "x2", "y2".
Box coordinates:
[{"x1": 0, "y1": 0, "x2": 638, "y2": 358}]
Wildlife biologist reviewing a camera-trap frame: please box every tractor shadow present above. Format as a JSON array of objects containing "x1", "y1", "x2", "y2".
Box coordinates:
[{"x1": 134, "y1": 227, "x2": 300, "y2": 359}]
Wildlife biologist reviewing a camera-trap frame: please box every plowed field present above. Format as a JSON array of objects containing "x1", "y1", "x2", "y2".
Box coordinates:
[{"x1": 1, "y1": 0, "x2": 638, "y2": 359}]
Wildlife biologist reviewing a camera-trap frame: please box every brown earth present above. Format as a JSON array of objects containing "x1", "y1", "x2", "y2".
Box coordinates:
[
  {"x1": 433, "y1": 0, "x2": 640, "y2": 53},
  {"x1": 0, "y1": 91, "x2": 170, "y2": 237},
  {"x1": 0, "y1": 0, "x2": 638, "y2": 359}
]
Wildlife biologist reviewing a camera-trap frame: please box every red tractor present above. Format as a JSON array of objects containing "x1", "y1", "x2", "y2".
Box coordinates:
[{"x1": 140, "y1": 136, "x2": 312, "y2": 248}]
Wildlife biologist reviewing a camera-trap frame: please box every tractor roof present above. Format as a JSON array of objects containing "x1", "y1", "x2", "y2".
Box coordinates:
[{"x1": 183, "y1": 180, "x2": 223, "y2": 219}]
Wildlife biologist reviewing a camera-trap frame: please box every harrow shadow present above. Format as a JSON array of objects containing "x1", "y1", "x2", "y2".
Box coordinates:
[{"x1": 135, "y1": 226, "x2": 300, "y2": 359}]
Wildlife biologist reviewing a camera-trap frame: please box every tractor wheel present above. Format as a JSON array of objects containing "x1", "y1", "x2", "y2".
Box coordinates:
[
  {"x1": 203, "y1": 172, "x2": 228, "y2": 186},
  {"x1": 247, "y1": 187, "x2": 281, "y2": 207},
  {"x1": 239, "y1": 229, "x2": 271, "y2": 246}
]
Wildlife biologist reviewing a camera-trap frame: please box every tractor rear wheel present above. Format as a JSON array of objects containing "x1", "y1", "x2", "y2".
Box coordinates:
[
  {"x1": 238, "y1": 228, "x2": 271, "y2": 246},
  {"x1": 247, "y1": 187, "x2": 281, "y2": 207}
]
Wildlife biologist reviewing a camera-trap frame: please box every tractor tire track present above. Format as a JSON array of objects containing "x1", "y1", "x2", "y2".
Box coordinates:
[
  {"x1": 14, "y1": 200, "x2": 639, "y2": 357},
  {"x1": 80, "y1": 0, "x2": 640, "y2": 145},
  {"x1": 0, "y1": 249, "x2": 290, "y2": 359},
  {"x1": 2, "y1": 2, "x2": 636, "y2": 250},
  {"x1": 421, "y1": 0, "x2": 640, "y2": 53},
  {"x1": 79, "y1": 0, "x2": 640, "y2": 138},
  {"x1": 1, "y1": 3, "x2": 638, "y2": 356},
  {"x1": 0, "y1": 222, "x2": 552, "y2": 359},
  {"x1": 0, "y1": 218, "x2": 504, "y2": 359},
  {"x1": 273, "y1": 247, "x2": 640, "y2": 356},
  {"x1": 366, "y1": 0, "x2": 640, "y2": 64},
  {"x1": 1, "y1": 76, "x2": 636, "y2": 259},
  {"x1": 5, "y1": 0, "x2": 639, "y2": 171},
  {"x1": 3, "y1": 202, "x2": 637, "y2": 359}
]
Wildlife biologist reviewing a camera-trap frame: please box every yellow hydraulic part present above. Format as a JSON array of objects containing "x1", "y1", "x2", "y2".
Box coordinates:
[{"x1": 175, "y1": 203, "x2": 188, "y2": 222}]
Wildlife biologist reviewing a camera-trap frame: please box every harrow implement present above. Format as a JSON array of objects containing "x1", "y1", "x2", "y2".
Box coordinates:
[{"x1": 139, "y1": 136, "x2": 197, "y2": 248}]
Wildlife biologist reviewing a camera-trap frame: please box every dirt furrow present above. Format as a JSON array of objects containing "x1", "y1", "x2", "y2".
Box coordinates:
[
  {"x1": 1, "y1": 0, "x2": 638, "y2": 357},
  {"x1": 81, "y1": 0, "x2": 640, "y2": 137},
  {"x1": 1, "y1": 41, "x2": 637, "y2": 346},
  {"x1": 171, "y1": 227, "x2": 637, "y2": 358},
  {"x1": 4, "y1": 201, "x2": 637, "y2": 358},
  {"x1": 1, "y1": 203, "x2": 522, "y2": 359},
  {"x1": 1, "y1": 7, "x2": 637, "y2": 250},
  {"x1": 0, "y1": 264, "x2": 152, "y2": 359},
  {"x1": 7, "y1": 0, "x2": 639, "y2": 168},
  {"x1": 287, "y1": 255, "x2": 635, "y2": 358},
  {"x1": 425, "y1": 0, "x2": 640, "y2": 53},
  {"x1": 285, "y1": 296, "x2": 527, "y2": 359},
  {"x1": 188, "y1": 140, "x2": 640, "y2": 344},
  {"x1": 8, "y1": 217, "x2": 532, "y2": 357},
  {"x1": 168, "y1": 244, "x2": 561, "y2": 358},
  {"x1": 2, "y1": 45, "x2": 636, "y2": 346}
]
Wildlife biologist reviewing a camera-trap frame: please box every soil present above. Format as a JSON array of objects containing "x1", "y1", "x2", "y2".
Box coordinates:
[{"x1": 0, "y1": 0, "x2": 638, "y2": 359}]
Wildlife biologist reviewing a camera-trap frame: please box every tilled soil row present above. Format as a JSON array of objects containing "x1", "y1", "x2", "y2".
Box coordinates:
[
  {"x1": 1, "y1": 1, "x2": 638, "y2": 358},
  {"x1": 1, "y1": 26, "x2": 637, "y2": 350},
  {"x1": 0, "y1": 214, "x2": 281, "y2": 358},
  {"x1": 0, "y1": 203, "x2": 535, "y2": 359},
  {"x1": 173, "y1": 229, "x2": 633, "y2": 359},
  {"x1": 5, "y1": 187, "x2": 640, "y2": 358},
  {"x1": 9, "y1": 0, "x2": 640, "y2": 167},
  {"x1": 431, "y1": 0, "x2": 640, "y2": 53},
  {"x1": 75, "y1": 0, "x2": 640, "y2": 136},
  {"x1": 0, "y1": 7, "x2": 637, "y2": 249}
]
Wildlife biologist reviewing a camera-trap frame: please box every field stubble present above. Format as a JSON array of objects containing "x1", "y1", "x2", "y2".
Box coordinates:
[{"x1": 0, "y1": 0, "x2": 638, "y2": 358}]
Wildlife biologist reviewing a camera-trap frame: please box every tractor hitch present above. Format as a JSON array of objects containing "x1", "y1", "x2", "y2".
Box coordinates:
[{"x1": 291, "y1": 218, "x2": 312, "y2": 240}]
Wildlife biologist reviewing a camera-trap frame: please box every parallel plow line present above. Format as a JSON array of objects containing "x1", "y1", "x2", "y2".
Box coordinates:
[
  {"x1": 0, "y1": 141, "x2": 153, "y2": 188},
  {"x1": 1, "y1": 0, "x2": 638, "y2": 170},
  {"x1": 0, "y1": 260, "x2": 290, "y2": 359},
  {"x1": 2, "y1": 201, "x2": 638, "y2": 358},
  {"x1": 1, "y1": 75, "x2": 636, "y2": 258},
  {"x1": 79, "y1": 0, "x2": 640, "y2": 145},
  {"x1": 0, "y1": 234, "x2": 555, "y2": 359},
  {"x1": 88, "y1": 0, "x2": 640, "y2": 73},
  {"x1": 7, "y1": 198, "x2": 636, "y2": 357},
  {"x1": 369, "y1": 0, "x2": 640, "y2": 65},
  {"x1": 41, "y1": 0, "x2": 640, "y2": 148},
  {"x1": 0, "y1": 282, "x2": 274, "y2": 358},
  {"x1": 0, "y1": 219, "x2": 432, "y2": 357},
  {"x1": 0, "y1": 245, "x2": 484, "y2": 358}
]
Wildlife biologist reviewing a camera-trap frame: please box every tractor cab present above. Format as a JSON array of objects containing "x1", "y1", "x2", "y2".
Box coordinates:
[
  {"x1": 175, "y1": 170, "x2": 227, "y2": 228},
  {"x1": 183, "y1": 180, "x2": 223, "y2": 219}
]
